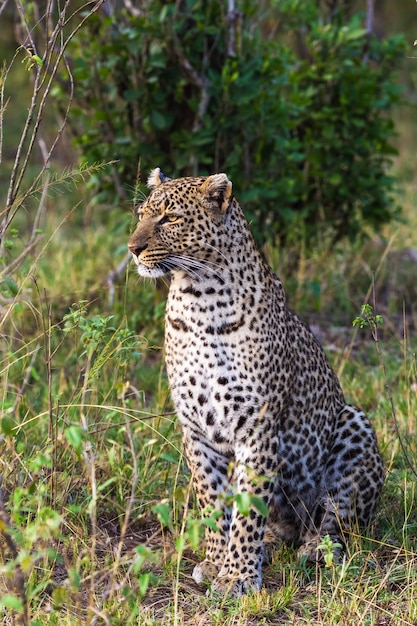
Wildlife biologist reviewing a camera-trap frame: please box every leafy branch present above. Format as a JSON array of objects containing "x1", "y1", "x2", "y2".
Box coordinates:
[{"x1": 352, "y1": 303, "x2": 384, "y2": 337}]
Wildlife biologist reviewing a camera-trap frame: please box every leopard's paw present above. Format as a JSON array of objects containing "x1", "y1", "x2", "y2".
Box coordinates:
[
  {"x1": 192, "y1": 559, "x2": 219, "y2": 585},
  {"x1": 209, "y1": 574, "x2": 261, "y2": 597}
]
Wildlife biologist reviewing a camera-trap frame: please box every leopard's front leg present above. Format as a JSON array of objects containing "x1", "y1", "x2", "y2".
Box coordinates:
[
  {"x1": 211, "y1": 422, "x2": 279, "y2": 596},
  {"x1": 182, "y1": 430, "x2": 233, "y2": 584}
]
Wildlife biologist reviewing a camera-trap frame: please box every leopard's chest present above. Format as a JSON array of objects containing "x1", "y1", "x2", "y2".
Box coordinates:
[{"x1": 164, "y1": 277, "x2": 283, "y2": 446}]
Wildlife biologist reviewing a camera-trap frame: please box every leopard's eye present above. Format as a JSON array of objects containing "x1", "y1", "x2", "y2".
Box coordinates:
[{"x1": 159, "y1": 214, "x2": 180, "y2": 225}]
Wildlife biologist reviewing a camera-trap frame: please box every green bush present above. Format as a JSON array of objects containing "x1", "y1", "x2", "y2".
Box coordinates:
[{"x1": 56, "y1": 0, "x2": 406, "y2": 245}]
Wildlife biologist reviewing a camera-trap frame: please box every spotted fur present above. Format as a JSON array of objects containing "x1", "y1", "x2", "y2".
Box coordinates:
[{"x1": 128, "y1": 169, "x2": 384, "y2": 596}]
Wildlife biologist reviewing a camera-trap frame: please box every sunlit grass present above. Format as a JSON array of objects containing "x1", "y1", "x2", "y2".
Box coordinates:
[
  {"x1": 1, "y1": 217, "x2": 416, "y2": 625},
  {"x1": 1, "y1": 115, "x2": 417, "y2": 625}
]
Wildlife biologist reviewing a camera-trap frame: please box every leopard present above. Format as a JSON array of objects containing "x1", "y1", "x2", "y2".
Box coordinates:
[{"x1": 128, "y1": 168, "x2": 384, "y2": 597}]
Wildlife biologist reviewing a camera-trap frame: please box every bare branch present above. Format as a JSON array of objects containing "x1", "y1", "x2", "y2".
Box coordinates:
[
  {"x1": 121, "y1": 0, "x2": 143, "y2": 18},
  {"x1": 170, "y1": 28, "x2": 212, "y2": 173},
  {"x1": 0, "y1": 0, "x2": 106, "y2": 259},
  {"x1": 12, "y1": 343, "x2": 41, "y2": 417},
  {"x1": 0, "y1": 236, "x2": 44, "y2": 277},
  {"x1": 226, "y1": 0, "x2": 243, "y2": 58},
  {"x1": 171, "y1": 30, "x2": 208, "y2": 89},
  {"x1": 0, "y1": 0, "x2": 10, "y2": 18},
  {"x1": 366, "y1": 0, "x2": 374, "y2": 34},
  {"x1": 106, "y1": 252, "x2": 131, "y2": 308}
]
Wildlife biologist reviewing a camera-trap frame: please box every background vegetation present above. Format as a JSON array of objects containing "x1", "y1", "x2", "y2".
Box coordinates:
[
  {"x1": 54, "y1": 0, "x2": 406, "y2": 245},
  {"x1": 0, "y1": 1, "x2": 417, "y2": 624}
]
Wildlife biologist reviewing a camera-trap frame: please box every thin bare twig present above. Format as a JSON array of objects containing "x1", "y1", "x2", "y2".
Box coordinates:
[
  {"x1": 121, "y1": 0, "x2": 142, "y2": 18},
  {"x1": 8, "y1": 0, "x2": 97, "y2": 211},
  {"x1": 12, "y1": 343, "x2": 41, "y2": 417},
  {"x1": 366, "y1": 0, "x2": 374, "y2": 34},
  {"x1": 0, "y1": 236, "x2": 44, "y2": 278},
  {"x1": 1, "y1": 0, "x2": 105, "y2": 257},
  {"x1": 106, "y1": 252, "x2": 131, "y2": 308},
  {"x1": 171, "y1": 29, "x2": 211, "y2": 173},
  {"x1": 171, "y1": 30, "x2": 207, "y2": 89},
  {"x1": 226, "y1": 0, "x2": 242, "y2": 58},
  {"x1": 0, "y1": 0, "x2": 10, "y2": 18}
]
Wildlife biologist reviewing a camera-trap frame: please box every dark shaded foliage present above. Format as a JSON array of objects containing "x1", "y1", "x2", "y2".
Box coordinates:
[{"x1": 56, "y1": 0, "x2": 406, "y2": 245}]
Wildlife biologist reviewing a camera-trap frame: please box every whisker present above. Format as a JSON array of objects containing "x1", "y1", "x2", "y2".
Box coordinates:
[
  {"x1": 162, "y1": 258, "x2": 201, "y2": 280},
  {"x1": 180, "y1": 255, "x2": 224, "y2": 274},
  {"x1": 160, "y1": 275, "x2": 171, "y2": 289},
  {"x1": 201, "y1": 241, "x2": 230, "y2": 265},
  {"x1": 176, "y1": 261, "x2": 207, "y2": 280},
  {"x1": 179, "y1": 256, "x2": 222, "y2": 277},
  {"x1": 138, "y1": 274, "x2": 157, "y2": 288},
  {"x1": 166, "y1": 255, "x2": 223, "y2": 281}
]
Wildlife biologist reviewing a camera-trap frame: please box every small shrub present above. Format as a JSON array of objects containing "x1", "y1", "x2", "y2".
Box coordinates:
[{"x1": 54, "y1": 0, "x2": 406, "y2": 246}]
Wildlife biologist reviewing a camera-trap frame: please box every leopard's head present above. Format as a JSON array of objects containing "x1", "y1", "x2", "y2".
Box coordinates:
[{"x1": 128, "y1": 168, "x2": 233, "y2": 278}]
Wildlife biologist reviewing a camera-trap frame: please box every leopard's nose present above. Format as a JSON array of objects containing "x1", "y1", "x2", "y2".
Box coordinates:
[{"x1": 128, "y1": 242, "x2": 148, "y2": 259}]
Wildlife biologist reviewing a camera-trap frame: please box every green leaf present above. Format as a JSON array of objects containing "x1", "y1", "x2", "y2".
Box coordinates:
[
  {"x1": 152, "y1": 503, "x2": 172, "y2": 529},
  {"x1": 97, "y1": 477, "x2": 117, "y2": 492},
  {"x1": 342, "y1": 27, "x2": 366, "y2": 42},
  {"x1": 250, "y1": 495, "x2": 269, "y2": 518},
  {"x1": 32, "y1": 54, "x2": 43, "y2": 67},
  {"x1": 235, "y1": 492, "x2": 251, "y2": 516},
  {"x1": 201, "y1": 516, "x2": 220, "y2": 532},
  {"x1": 0, "y1": 594, "x2": 24, "y2": 610},
  {"x1": 175, "y1": 535, "x2": 186, "y2": 553},
  {"x1": 151, "y1": 110, "x2": 172, "y2": 130},
  {"x1": 51, "y1": 586, "x2": 68, "y2": 609},
  {"x1": 235, "y1": 493, "x2": 269, "y2": 518},
  {"x1": 187, "y1": 520, "x2": 202, "y2": 550},
  {"x1": 64, "y1": 426, "x2": 85, "y2": 456},
  {"x1": 3, "y1": 276, "x2": 19, "y2": 296},
  {"x1": 139, "y1": 572, "x2": 150, "y2": 596},
  {"x1": 160, "y1": 453, "x2": 179, "y2": 463},
  {"x1": 68, "y1": 568, "x2": 81, "y2": 591},
  {"x1": 1, "y1": 416, "x2": 16, "y2": 437},
  {"x1": 133, "y1": 544, "x2": 155, "y2": 572}
]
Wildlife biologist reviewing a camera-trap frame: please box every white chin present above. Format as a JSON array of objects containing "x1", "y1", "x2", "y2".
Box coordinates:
[{"x1": 137, "y1": 264, "x2": 167, "y2": 278}]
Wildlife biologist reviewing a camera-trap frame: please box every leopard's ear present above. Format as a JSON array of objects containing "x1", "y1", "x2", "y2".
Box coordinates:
[
  {"x1": 199, "y1": 173, "x2": 233, "y2": 213},
  {"x1": 147, "y1": 168, "x2": 172, "y2": 189}
]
